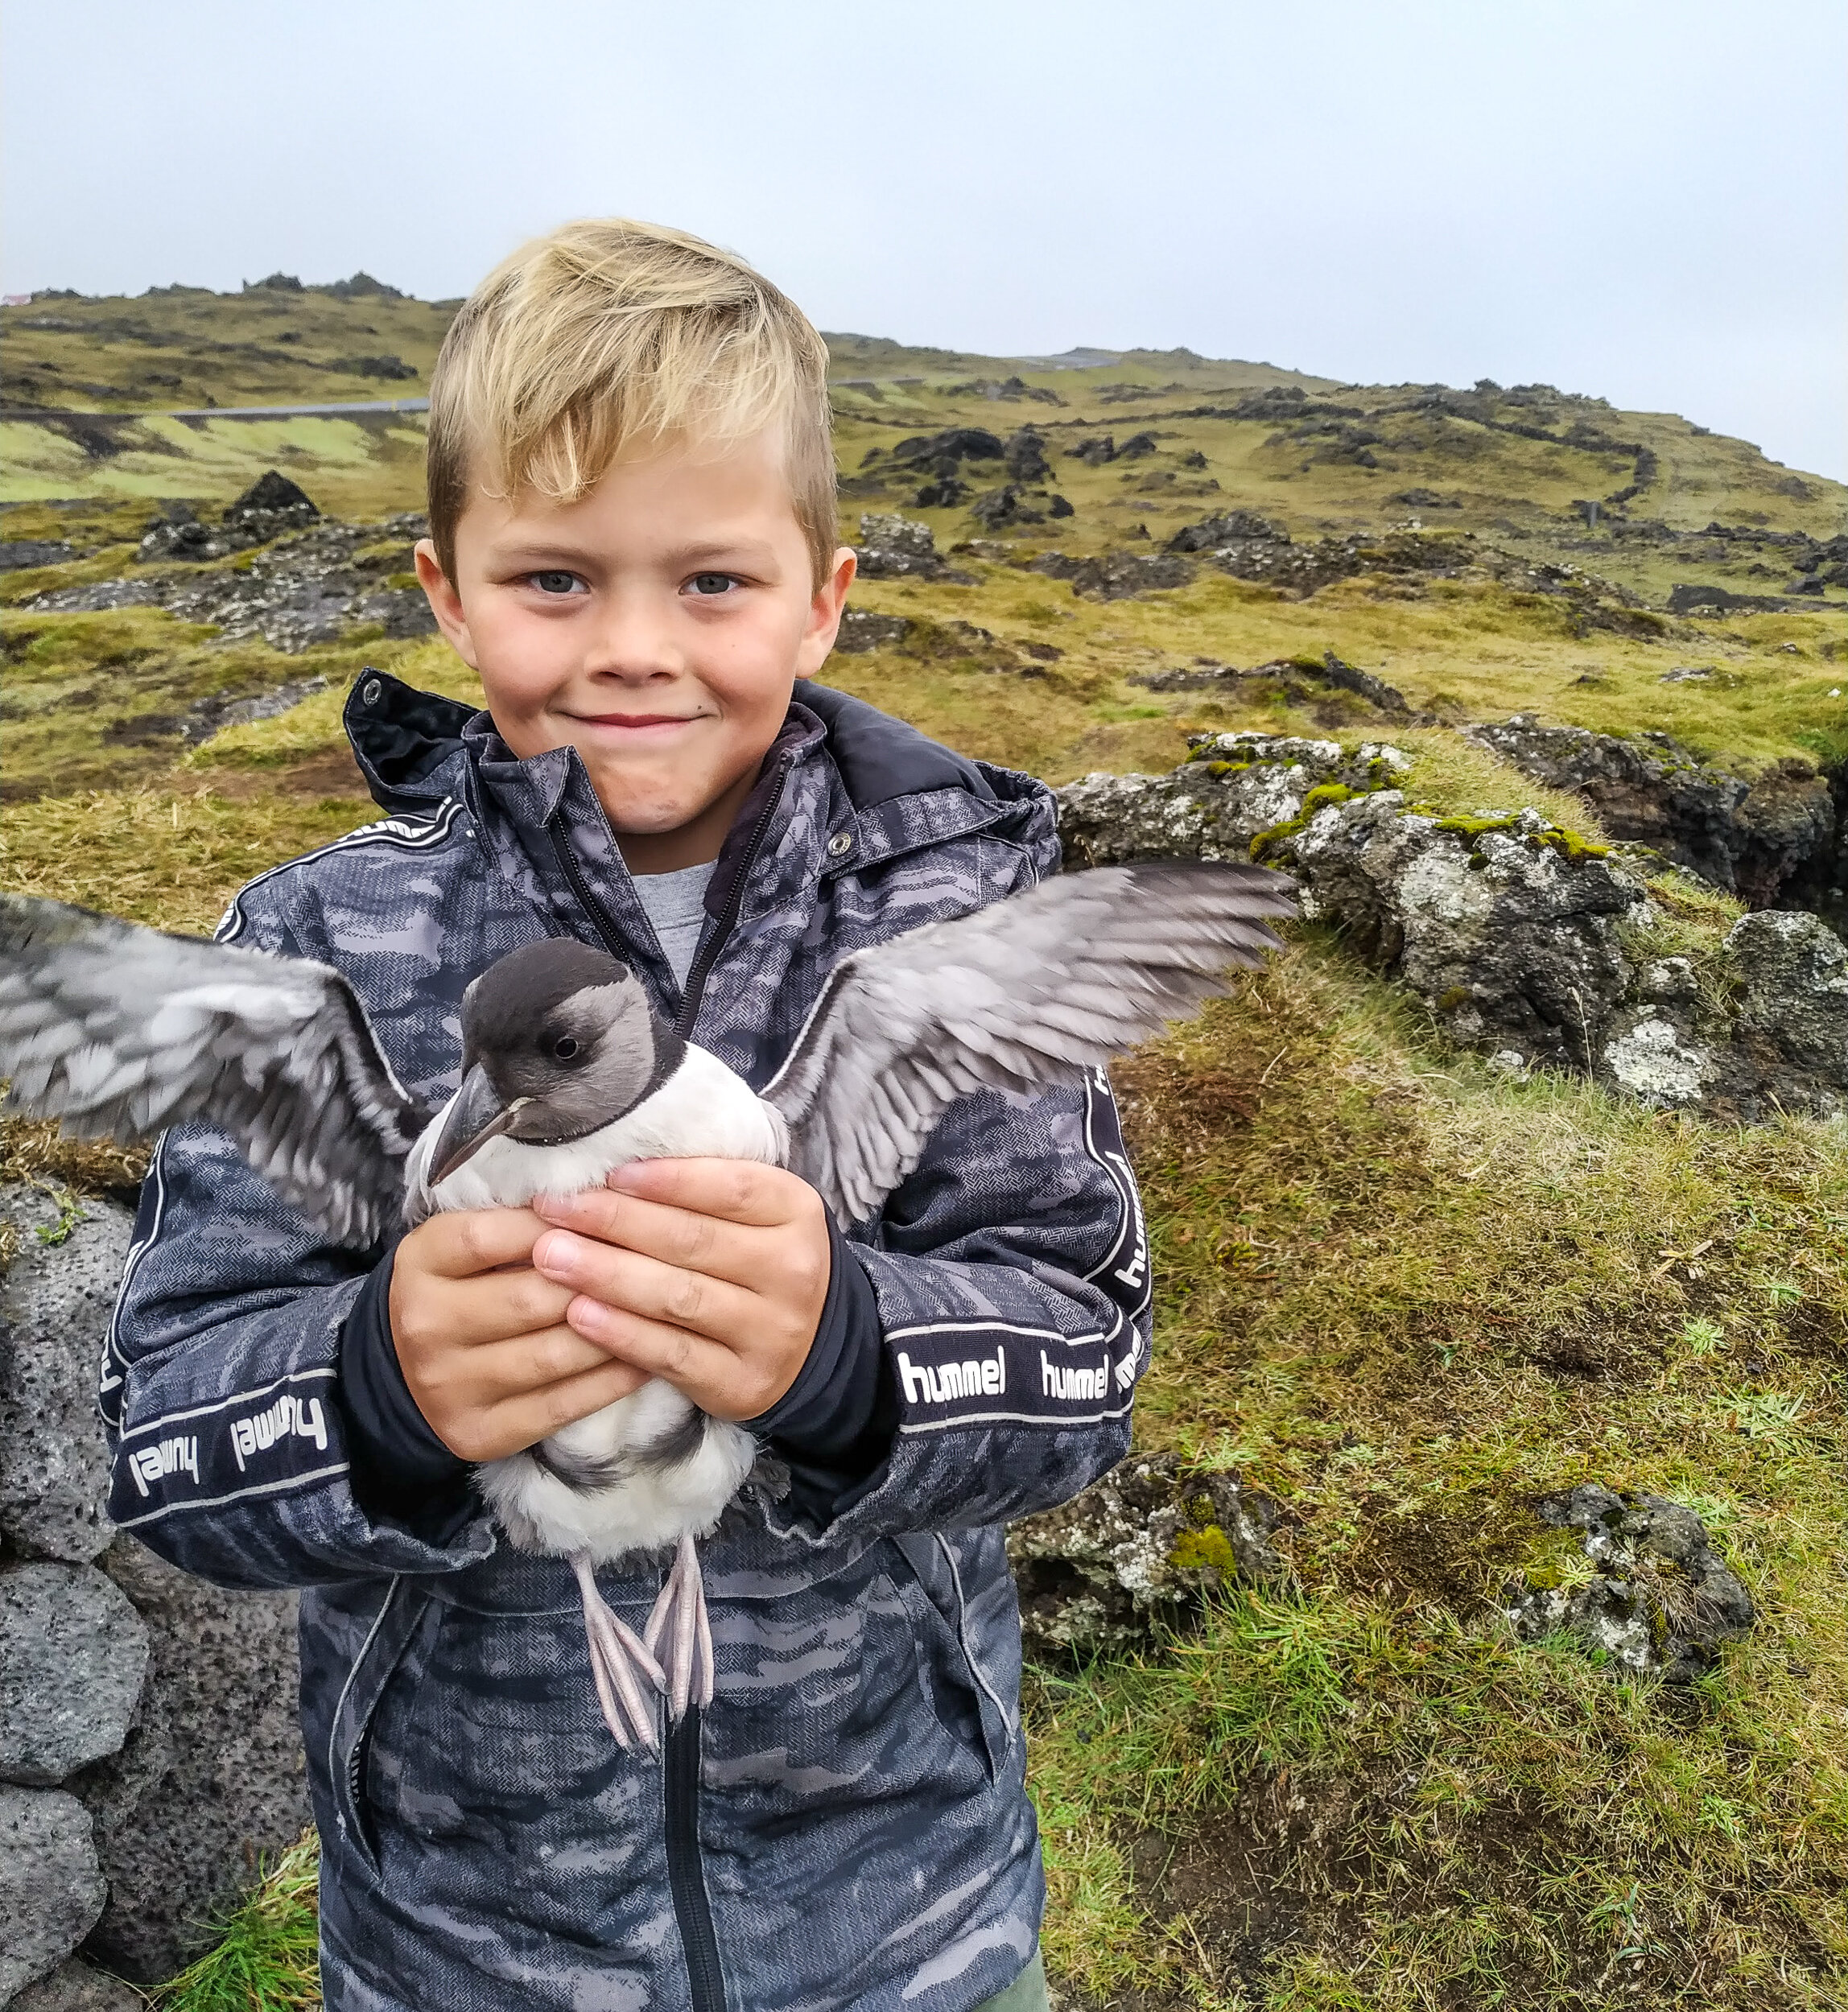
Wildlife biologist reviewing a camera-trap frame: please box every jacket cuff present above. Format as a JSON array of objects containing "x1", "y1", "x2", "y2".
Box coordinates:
[
  {"x1": 749, "y1": 1214, "x2": 895, "y2": 1517},
  {"x1": 336, "y1": 1243, "x2": 472, "y2": 1521}
]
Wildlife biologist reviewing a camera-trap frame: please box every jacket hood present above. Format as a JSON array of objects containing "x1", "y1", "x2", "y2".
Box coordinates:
[{"x1": 342, "y1": 670, "x2": 1040, "y2": 821}]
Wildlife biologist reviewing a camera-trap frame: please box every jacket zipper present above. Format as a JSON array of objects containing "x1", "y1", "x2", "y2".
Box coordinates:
[
  {"x1": 547, "y1": 822, "x2": 631, "y2": 963},
  {"x1": 660, "y1": 753, "x2": 793, "y2": 2012},
  {"x1": 666, "y1": 1704, "x2": 726, "y2": 2012},
  {"x1": 551, "y1": 757, "x2": 790, "y2": 2012},
  {"x1": 672, "y1": 753, "x2": 792, "y2": 1039}
]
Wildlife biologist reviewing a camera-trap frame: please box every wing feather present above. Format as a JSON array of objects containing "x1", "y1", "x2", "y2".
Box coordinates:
[
  {"x1": 0, "y1": 893, "x2": 423, "y2": 1247},
  {"x1": 762, "y1": 860, "x2": 1296, "y2": 1222}
]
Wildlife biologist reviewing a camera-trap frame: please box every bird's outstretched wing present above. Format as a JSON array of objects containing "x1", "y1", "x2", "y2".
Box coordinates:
[
  {"x1": 0, "y1": 893, "x2": 423, "y2": 1247},
  {"x1": 761, "y1": 861, "x2": 1296, "y2": 1224}
]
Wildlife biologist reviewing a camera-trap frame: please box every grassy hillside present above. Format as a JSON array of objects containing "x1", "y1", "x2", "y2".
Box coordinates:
[{"x1": 3, "y1": 286, "x2": 1848, "y2": 2010}]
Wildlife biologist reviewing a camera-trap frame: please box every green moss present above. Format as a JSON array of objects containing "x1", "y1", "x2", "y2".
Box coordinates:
[
  {"x1": 1250, "y1": 779, "x2": 1365, "y2": 861},
  {"x1": 1432, "y1": 812, "x2": 1611, "y2": 863},
  {"x1": 1169, "y1": 1523, "x2": 1243, "y2": 1575}
]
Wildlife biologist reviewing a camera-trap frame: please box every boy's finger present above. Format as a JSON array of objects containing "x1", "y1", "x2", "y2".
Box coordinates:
[
  {"x1": 531, "y1": 1187, "x2": 763, "y2": 1286},
  {"x1": 412, "y1": 1206, "x2": 547, "y2": 1279},
  {"x1": 534, "y1": 1233, "x2": 760, "y2": 1344},
  {"x1": 459, "y1": 1323, "x2": 634, "y2": 1405},
  {"x1": 604, "y1": 1157, "x2": 802, "y2": 1227},
  {"x1": 475, "y1": 1359, "x2": 654, "y2": 1462},
  {"x1": 409, "y1": 1267, "x2": 576, "y2": 1349},
  {"x1": 563, "y1": 1295, "x2": 794, "y2": 1419}
]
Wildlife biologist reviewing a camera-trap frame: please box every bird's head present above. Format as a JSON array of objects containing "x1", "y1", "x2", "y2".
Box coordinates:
[{"x1": 430, "y1": 938, "x2": 677, "y2": 1184}]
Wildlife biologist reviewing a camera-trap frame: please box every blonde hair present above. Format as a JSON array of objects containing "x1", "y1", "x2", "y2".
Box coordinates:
[{"x1": 427, "y1": 218, "x2": 837, "y2": 583}]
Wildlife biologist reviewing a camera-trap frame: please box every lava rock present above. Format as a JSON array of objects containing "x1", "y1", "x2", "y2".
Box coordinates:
[
  {"x1": 911, "y1": 476, "x2": 968, "y2": 509},
  {"x1": 967, "y1": 484, "x2": 1073, "y2": 530},
  {"x1": 1008, "y1": 1453, "x2": 1282, "y2": 1654},
  {"x1": 1003, "y1": 427, "x2": 1050, "y2": 484},
  {"x1": 1057, "y1": 732, "x2": 1408, "y2": 869},
  {"x1": 1463, "y1": 715, "x2": 1834, "y2": 908},
  {"x1": 134, "y1": 502, "x2": 219, "y2": 564},
  {"x1": 0, "y1": 1188, "x2": 134, "y2": 1565},
  {"x1": 0, "y1": 1565, "x2": 147, "y2": 1787},
  {"x1": 890, "y1": 427, "x2": 1005, "y2": 476},
  {"x1": 1053, "y1": 550, "x2": 1194, "y2": 599},
  {"x1": 0, "y1": 542, "x2": 75, "y2": 573},
  {"x1": 1168, "y1": 510, "x2": 1288, "y2": 552},
  {"x1": 1289, "y1": 794, "x2": 1644, "y2": 1072},
  {"x1": 79, "y1": 1543, "x2": 307, "y2": 1985},
  {"x1": 326, "y1": 353, "x2": 417, "y2": 381},
  {"x1": 10, "y1": 1958, "x2": 142, "y2": 2011},
  {"x1": 1504, "y1": 1483, "x2": 1754, "y2": 1683},
  {"x1": 0, "y1": 1788, "x2": 107, "y2": 2004},
  {"x1": 853, "y1": 513, "x2": 943, "y2": 580},
  {"x1": 1722, "y1": 911, "x2": 1848, "y2": 1113},
  {"x1": 224, "y1": 470, "x2": 319, "y2": 529},
  {"x1": 832, "y1": 608, "x2": 911, "y2": 653}
]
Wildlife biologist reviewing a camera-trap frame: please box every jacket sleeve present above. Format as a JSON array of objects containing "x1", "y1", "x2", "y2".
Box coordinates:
[
  {"x1": 101, "y1": 913, "x2": 497, "y2": 1594},
  {"x1": 761, "y1": 1064, "x2": 1150, "y2": 1547}
]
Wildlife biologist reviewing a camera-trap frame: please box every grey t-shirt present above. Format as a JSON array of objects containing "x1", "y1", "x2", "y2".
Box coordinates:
[{"x1": 632, "y1": 860, "x2": 717, "y2": 987}]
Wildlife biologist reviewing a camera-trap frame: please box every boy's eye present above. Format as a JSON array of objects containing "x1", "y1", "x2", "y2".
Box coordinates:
[
  {"x1": 685, "y1": 572, "x2": 739, "y2": 598},
  {"x1": 527, "y1": 570, "x2": 584, "y2": 596}
]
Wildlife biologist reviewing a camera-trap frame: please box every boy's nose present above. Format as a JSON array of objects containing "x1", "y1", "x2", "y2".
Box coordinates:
[{"x1": 581, "y1": 590, "x2": 684, "y2": 680}]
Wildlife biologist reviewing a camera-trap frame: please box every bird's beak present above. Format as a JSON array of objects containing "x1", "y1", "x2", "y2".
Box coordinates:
[{"x1": 430, "y1": 1064, "x2": 531, "y2": 1185}]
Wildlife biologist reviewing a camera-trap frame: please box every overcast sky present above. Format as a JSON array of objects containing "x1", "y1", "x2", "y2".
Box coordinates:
[{"x1": 5, "y1": 0, "x2": 1844, "y2": 481}]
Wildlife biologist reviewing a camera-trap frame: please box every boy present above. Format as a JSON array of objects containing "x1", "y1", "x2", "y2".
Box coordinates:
[{"x1": 106, "y1": 219, "x2": 1150, "y2": 2012}]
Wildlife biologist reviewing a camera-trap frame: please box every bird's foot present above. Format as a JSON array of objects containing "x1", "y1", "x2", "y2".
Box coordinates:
[
  {"x1": 643, "y1": 1531, "x2": 715, "y2": 1722},
  {"x1": 570, "y1": 1551, "x2": 666, "y2": 1752}
]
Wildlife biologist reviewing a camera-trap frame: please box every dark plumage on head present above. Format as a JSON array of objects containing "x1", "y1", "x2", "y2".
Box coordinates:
[{"x1": 432, "y1": 939, "x2": 683, "y2": 1180}]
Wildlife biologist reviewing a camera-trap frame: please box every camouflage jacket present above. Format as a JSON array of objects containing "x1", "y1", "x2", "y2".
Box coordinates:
[{"x1": 105, "y1": 673, "x2": 1153, "y2": 2012}]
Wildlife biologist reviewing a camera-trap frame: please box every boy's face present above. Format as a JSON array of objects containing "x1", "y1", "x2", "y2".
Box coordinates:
[{"x1": 415, "y1": 432, "x2": 854, "y2": 871}]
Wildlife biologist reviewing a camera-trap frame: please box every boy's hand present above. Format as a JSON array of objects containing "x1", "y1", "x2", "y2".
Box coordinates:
[
  {"x1": 389, "y1": 1209, "x2": 651, "y2": 1462},
  {"x1": 529, "y1": 1161, "x2": 831, "y2": 1420}
]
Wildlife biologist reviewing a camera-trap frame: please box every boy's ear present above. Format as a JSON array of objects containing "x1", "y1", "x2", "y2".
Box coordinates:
[
  {"x1": 415, "y1": 539, "x2": 480, "y2": 670},
  {"x1": 796, "y1": 546, "x2": 859, "y2": 677}
]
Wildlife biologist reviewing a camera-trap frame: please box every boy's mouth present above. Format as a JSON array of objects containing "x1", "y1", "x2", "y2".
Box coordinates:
[{"x1": 572, "y1": 711, "x2": 705, "y2": 731}]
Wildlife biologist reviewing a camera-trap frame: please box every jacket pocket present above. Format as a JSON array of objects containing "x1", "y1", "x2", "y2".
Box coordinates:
[
  {"x1": 324, "y1": 1575, "x2": 437, "y2": 1884},
  {"x1": 889, "y1": 1532, "x2": 1013, "y2": 1783}
]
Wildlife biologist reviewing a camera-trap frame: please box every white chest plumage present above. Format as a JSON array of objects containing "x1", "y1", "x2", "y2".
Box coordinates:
[{"x1": 404, "y1": 1042, "x2": 787, "y2": 1565}]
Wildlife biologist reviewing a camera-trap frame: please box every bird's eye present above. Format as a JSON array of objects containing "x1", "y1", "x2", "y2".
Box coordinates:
[{"x1": 552, "y1": 1036, "x2": 580, "y2": 1060}]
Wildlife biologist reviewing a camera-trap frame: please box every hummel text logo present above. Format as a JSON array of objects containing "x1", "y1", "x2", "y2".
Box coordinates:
[
  {"x1": 230, "y1": 1391, "x2": 328, "y2": 1470},
  {"x1": 897, "y1": 1347, "x2": 1006, "y2": 1405},
  {"x1": 1041, "y1": 1350, "x2": 1112, "y2": 1401},
  {"x1": 128, "y1": 1434, "x2": 199, "y2": 1497}
]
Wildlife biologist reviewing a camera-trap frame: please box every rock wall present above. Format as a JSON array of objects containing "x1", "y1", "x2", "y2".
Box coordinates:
[
  {"x1": 1057, "y1": 732, "x2": 1848, "y2": 1124},
  {"x1": 0, "y1": 1185, "x2": 308, "y2": 2002}
]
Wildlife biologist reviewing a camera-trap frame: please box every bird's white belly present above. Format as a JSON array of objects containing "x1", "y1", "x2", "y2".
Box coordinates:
[
  {"x1": 403, "y1": 1042, "x2": 786, "y2": 1561},
  {"x1": 476, "y1": 1381, "x2": 758, "y2": 1563}
]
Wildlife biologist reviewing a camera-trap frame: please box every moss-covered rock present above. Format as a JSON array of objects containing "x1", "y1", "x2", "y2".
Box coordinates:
[
  {"x1": 1007, "y1": 1453, "x2": 1284, "y2": 1655},
  {"x1": 1502, "y1": 1483, "x2": 1755, "y2": 1684}
]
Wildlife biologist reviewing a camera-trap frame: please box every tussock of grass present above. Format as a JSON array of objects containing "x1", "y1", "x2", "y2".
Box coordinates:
[{"x1": 151, "y1": 1831, "x2": 321, "y2": 2012}]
